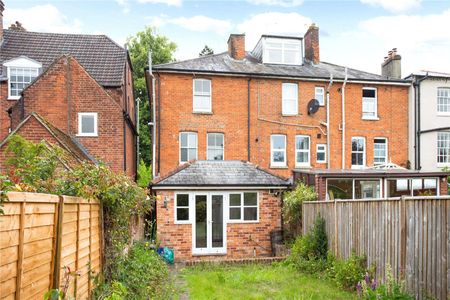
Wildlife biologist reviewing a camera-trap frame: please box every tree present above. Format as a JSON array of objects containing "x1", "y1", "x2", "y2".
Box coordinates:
[
  {"x1": 199, "y1": 45, "x2": 214, "y2": 57},
  {"x1": 127, "y1": 27, "x2": 177, "y2": 168}
]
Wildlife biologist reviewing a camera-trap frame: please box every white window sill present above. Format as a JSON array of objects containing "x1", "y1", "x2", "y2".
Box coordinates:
[
  {"x1": 193, "y1": 111, "x2": 212, "y2": 115},
  {"x1": 362, "y1": 116, "x2": 379, "y2": 121},
  {"x1": 227, "y1": 220, "x2": 259, "y2": 224},
  {"x1": 282, "y1": 113, "x2": 298, "y2": 117},
  {"x1": 192, "y1": 252, "x2": 227, "y2": 256},
  {"x1": 437, "y1": 163, "x2": 450, "y2": 168},
  {"x1": 437, "y1": 113, "x2": 450, "y2": 117},
  {"x1": 270, "y1": 165, "x2": 288, "y2": 169},
  {"x1": 7, "y1": 97, "x2": 20, "y2": 101},
  {"x1": 316, "y1": 161, "x2": 326, "y2": 164},
  {"x1": 351, "y1": 165, "x2": 366, "y2": 169},
  {"x1": 174, "y1": 220, "x2": 191, "y2": 225},
  {"x1": 295, "y1": 164, "x2": 311, "y2": 169},
  {"x1": 76, "y1": 133, "x2": 98, "y2": 137}
]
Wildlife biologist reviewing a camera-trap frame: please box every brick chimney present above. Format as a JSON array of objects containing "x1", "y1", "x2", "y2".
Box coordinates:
[
  {"x1": 381, "y1": 48, "x2": 401, "y2": 79},
  {"x1": 227, "y1": 34, "x2": 246, "y2": 60},
  {"x1": 0, "y1": 0, "x2": 4, "y2": 44},
  {"x1": 304, "y1": 23, "x2": 320, "y2": 64}
]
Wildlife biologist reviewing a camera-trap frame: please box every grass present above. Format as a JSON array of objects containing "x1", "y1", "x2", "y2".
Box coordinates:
[{"x1": 180, "y1": 263, "x2": 357, "y2": 300}]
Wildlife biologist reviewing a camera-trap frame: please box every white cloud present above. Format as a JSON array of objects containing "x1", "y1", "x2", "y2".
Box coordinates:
[
  {"x1": 116, "y1": 0, "x2": 131, "y2": 14},
  {"x1": 3, "y1": 4, "x2": 82, "y2": 33},
  {"x1": 360, "y1": 0, "x2": 421, "y2": 13},
  {"x1": 237, "y1": 12, "x2": 313, "y2": 49},
  {"x1": 138, "y1": 0, "x2": 182, "y2": 6},
  {"x1": 247, "y1": 0, "x2": 303, "y2": 7},
  {"x1": 323, "y1": 9, "x2": 450, "y2": 76},
  {"x1": 150, "y1": 15, "x2": 232, "y2": 35}
]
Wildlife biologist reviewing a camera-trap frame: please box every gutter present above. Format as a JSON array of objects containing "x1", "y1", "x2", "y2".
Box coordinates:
[
  {"x1": 150, "y1": 68, "x2": 410, "y2": 86},
  {"x1": 420, "y1": 126, "x2": 450, "y2": 134},
  {"x1": 341, "y1": 67, "x2": 348, "y2": 169},
  {"x1": 413, "y1": 72, "x2": 429, "y2": 170}
]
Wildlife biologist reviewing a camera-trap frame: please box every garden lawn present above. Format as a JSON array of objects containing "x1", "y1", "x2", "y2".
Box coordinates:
[{"x1": 181, "y1": 263, "x2": 357, "y2": 300}]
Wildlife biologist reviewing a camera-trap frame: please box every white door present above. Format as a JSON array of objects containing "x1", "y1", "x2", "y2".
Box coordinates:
[{"x1": 192, "y1": 193, "x2": 226, "y2": 255}]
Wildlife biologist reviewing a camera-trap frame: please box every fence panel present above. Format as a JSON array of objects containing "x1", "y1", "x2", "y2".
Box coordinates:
[
  {"x1": 0, "y1": 192, "x2": 102, "y2": 300},
  {"x1": 303, "y1": 196, "x2": 450, "y2": 300}
]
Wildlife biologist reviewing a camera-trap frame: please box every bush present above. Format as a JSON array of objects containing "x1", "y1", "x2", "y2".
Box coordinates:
[
  {"x1": 289, "y1": 215, "x2": 328, "y2": 272},
  {"x1": 357, "y1": 266, "x2": 414, "y2": 300},
  {"x1": 328, "y1": 253, "x2": 367, "y2": 290},
  {"x1": 283, "y1": 182, "x2": 317, "y2": 238},
  {"x1": 137, "y1": 160, "x2": 152, "y2": 188}
]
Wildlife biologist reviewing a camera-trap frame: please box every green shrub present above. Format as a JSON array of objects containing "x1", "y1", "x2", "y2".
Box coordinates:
[
  {"x1": 283, "y1": 182, "x2": 317, "y2": 238},
  {"x1": 137, "y1": 160, "x2": 152, "y2": 188},
  {"x1": 328, "y1": 253, "x2": 366, "y2": 290},
  {"x1": 288, "y1": 215, "x2": 328, "y2": 272}
]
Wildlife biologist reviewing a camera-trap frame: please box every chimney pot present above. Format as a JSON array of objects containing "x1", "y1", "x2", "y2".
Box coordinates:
[
  {"x1": 304, "y1": 23, "x2": 320, "y2": 64},
  {"x1": 381, "y1": 48, "x2": 401, "y2": 79},
  {"x1": 227, "y1": 34, "x2": 246, "y2": 60}
]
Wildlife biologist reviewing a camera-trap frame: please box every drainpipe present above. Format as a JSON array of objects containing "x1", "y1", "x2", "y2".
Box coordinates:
[
  {"x1": 326, "y1": 72, "x2": 333, "y2": 169},
  {"x1": 148, "y1": 51, "x2": 157, "y2": 178},
  {"x1": 413, "y1": 72, "x2": 429, "y2": 170},
  {"x1": 247, "y1": 78, "x2": 251, "y2": 162},
  {"x1": 341, "y1": 67, "x2": 348, "y2": 169},
  {"x1": 136, "y1": 97, "x2": 140, "y2": 166}
]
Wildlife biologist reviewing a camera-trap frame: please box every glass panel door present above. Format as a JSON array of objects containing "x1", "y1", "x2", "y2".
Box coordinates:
[
  {"x1": 195, "y1": 195, "x2": 207, "y2": 249},
  {"x1": 211, "y1": 195, "x2": 223, "y2": 248}
]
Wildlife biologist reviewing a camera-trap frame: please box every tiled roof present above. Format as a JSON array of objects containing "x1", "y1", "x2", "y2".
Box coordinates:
[
  {"x1": 152, "y1": 160, "x2": 291, "y2": 188},
  {"x1": 0, "y1": 29, "x2": 126, "y2": 86},
  {"x1": 153, "y1": 52, "x2": 409, "y2": 83}
]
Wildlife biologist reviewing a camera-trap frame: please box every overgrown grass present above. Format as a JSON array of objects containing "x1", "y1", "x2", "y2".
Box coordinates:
[{"x1": 181, "y1": 263, "x2": 357, "y2": 300}]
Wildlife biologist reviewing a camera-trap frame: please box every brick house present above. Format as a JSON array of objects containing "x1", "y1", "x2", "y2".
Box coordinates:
[
  {"x1": 147, "y1": 25, "x2": 448, "y2": 261},
  {"x1": 0, "y1": 1, "x2": 137, "y2": 177}
]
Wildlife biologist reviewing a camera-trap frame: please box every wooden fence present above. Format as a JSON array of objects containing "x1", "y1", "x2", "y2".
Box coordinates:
[
  {"x1": 303, "y1": 196, "x2": 450, "y2": 300},
  {"x1": 0, "y1": 192, "x2": 102, "y2": 300}
]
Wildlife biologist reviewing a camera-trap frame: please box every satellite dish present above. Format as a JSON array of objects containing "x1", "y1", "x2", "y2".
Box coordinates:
[{"x1": 307, "y1": 99, "x2": 320, "y2": 115}]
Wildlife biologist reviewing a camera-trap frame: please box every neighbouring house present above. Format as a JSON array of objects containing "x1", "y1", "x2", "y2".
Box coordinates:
[
  {"x1": 0, "y1": 1, "x2": 137, "y2": 177},
  {"x1": 145, "y1": 23, "x2": 423, "y2": 261},
  {"x1": 294, "y1": 167, "x2": 449, "y2": 200},
  {"x1": 406, "y1": 71, "x2": 450, "y2": 171}
]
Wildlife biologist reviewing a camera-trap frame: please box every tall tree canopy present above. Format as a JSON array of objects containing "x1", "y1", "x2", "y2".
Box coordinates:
[
  {"x1": 127, "y1": 27, "x2": 177, "y2": 168},
  {"x1": 199, "y1": 45, "x2": 214, "y2": 57}
]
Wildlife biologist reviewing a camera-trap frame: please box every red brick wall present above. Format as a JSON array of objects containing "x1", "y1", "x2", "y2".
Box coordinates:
[
  {"x1": 0, "y1": 81, "x2": 14, "y2": 141},
  {"x1": 155, "y1": 190, "x2": 282, "y2": 262},
  {"x1": 153, "y1": 73, "x2": 409, "y2": 179}
]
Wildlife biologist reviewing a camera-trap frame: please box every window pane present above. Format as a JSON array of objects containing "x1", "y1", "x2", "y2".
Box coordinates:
[
  {"x1": 202, "y1": 80, "x2": 211, "y2": 93},
  {"x1": 188, "y1": 133, "x2": 197, "y2": 147},
  {"x1": 81, "y1": 116, "x2": 95, "y2": 133},
  {"x1": 355, "y1": 180, "x2": 380, "y2": 199},
  {"x1": 296, "y1": 151, "x2": 308, "y2": 163},
  {"x1": 180, "y1": 149, "x2": 188, "y2": 162},
  {"x1": 229, "y1": 207, "x2": 241, "y2": 220},
  {"x1": 180, "y1": 133, "x2": 188, "y2": 147},
  {"x1": 282, "y1": 83, "x2": 297, "y2": 99},
  {"x1": 177, "y1": 194, "x2": 189, "y2": 207},
  {"x1": 267, "y1": 49, "x2": 282, "y2": 63},
  {"x1": 244, "y1": 207, "x2": 257, "y2": 221},
  {"x1": 387, "y1": 179, "x2": 411, "y2": 197},
  {"x1": 327, "y1": 179, "x2": 353, "y2": 199},
  {"x1": 296, "y1": 136, "x2": 309, "y2": 150},
  {"x1": 273, "y1": 151, "x2": 285, "y2": 162},
  {"x1": 317, "y1": 152, "x2": 325, "y2": 161},
  {"x1": 272, "y1": 136, "x2": 285, "y2": 149},
  {"x1": 230, "y1": 194, "x2": 241, "y2": 206},
  {"x1": 244, "y1": 193, "x2": 257, "y2": 206},
  {"x1": 363, "y1": 89, "x2": 376, "y2": 98},
  {"x1": 194, "y1": 80, "x2": 202, "y2": 93},
  {"x1": 177, "y1": 208, "x2": 189, "y2": 221},
  {"x1": 188, "y1": 148, "x2": 196, "y2": 160}
]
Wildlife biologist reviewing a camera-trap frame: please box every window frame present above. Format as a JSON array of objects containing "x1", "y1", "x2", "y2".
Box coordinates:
[
  {"x1": 385, "y1": 178, "x2": 440, "y2": 197},
  {"x1": 437, "y1": 87, "x2": 450, "y2": 115},
  {"x1": 316, "y1": 143, "x2": 327, "y2": 163},
  {"x1": 437, "y1": 131, "x2": 450, "y2": 166},
  {"x1": 207, "y1": 132, "x2": 224, "y2": 160},
  {"x1": 174, "y1": 193, "x2": 191, "y2": 224},
  {"x1": 227, "y1": 192, "x2": 259, "y2": 223},
  {"x1": 373, "y1": 137, "x2": 388, "y2": 166},
  {"x1": 295, "y1": 135, "x2": 310, "y2": 167},
  {"x1": 351, "y1": 136, "x2": 366, "y2": 169},
  {"x1": 4, "y1": 57, "x2": 42, "y2": 100},
  {"x1": 281, "y1": 83, "x2": 298, "y2": 116},
  {"x1": 270, "y1": 134, "x2": 287, "y2": 167},
  {"x1": 315, "y1": 86, "x2": 325, "y2": 106},
  {"x1": 263, "y1": 38, "x2": 302, "y2": 65},
  {"x1": 179, "y1": 132, "x2": 198, "y2": 164},
  {"x1": 6, "y1": 66, "x2": 40, "y2": 100},
  {"x1": 193, "y1": 78, "x2": 212, "y2": 113},
  {"x1": 326, "y1": 178, "x2": 382, "y2": 200},
  {"x1": 77, "y1": 113, "x2": 98, "y2": 137},
  {"x1": 362, "y1": 87, "x2": 378, "y2": 120}
]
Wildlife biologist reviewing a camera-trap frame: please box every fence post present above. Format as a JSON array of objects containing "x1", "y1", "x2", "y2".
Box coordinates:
[
  {"x1": 400, "y1": 195, "x2": 407, "y2": 280},
  {"x1": 14, "y1": 201, "x2": 26, "y2": 300},
  {"x1": 334, "y1": 199, "x2": 338, "y2": 257},
  {"x1": 52, "y1": 196, "x2": 65, "y2": 289}
]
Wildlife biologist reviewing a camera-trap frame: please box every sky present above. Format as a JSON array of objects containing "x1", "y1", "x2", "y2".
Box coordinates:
[{"x1": 3, "y1": 0, "x2": 450, "y2": 76}]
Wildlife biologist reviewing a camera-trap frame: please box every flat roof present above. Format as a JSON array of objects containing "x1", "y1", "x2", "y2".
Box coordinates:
[{"x1": 293, "y1": 168, "x2": 448, "y2": 178}]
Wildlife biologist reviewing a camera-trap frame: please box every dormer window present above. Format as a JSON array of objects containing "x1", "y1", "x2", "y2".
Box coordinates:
[
  {"x1": 4, "y1": 56, "x2": 42, "y2": 100},
  {"x1": 262, "y1": 38, "x2": 302, "y2": 65}
]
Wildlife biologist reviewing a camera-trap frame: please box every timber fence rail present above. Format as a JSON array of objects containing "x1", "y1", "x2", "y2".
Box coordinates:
[
  {"x1": 303, "y1": 196, "x2": 450, "y2": 300},
  {"x1": 0, "y1": 192, "x2": 103, "y2": 300}
]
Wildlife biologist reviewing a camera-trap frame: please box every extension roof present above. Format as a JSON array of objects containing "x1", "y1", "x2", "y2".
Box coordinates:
[
  {"x1": 0, "y1": 29, "x2": 126, "y2": 86},
  {"x1": 152, "y1": 52, "x2": 409, "y2": 84},
  {"x1": 152, "y1": 160, "x2": 291, "y2": 188}
]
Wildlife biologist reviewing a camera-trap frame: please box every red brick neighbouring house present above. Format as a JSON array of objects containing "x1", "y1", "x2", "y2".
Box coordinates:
[
  {"x1": 146, "y1": 24, "x2": 415, "y2": 260},
  {"x1": 0, "y1": 2, "x2": 137, "y2": 177}
]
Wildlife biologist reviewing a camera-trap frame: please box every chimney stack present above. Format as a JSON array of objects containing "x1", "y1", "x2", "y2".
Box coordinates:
[
  {"x1": 0, "y1": 0, "x2": 5, "y2": 44},
  {"x1": 381, "y1": 48, "x2": 401, "y2": 79},
  {"x1": 227, "y1": 34, "x2": 246, "y2": 60},
  {"x1": 304, "y1": 23, "x2": 320, "y2": 64}
]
